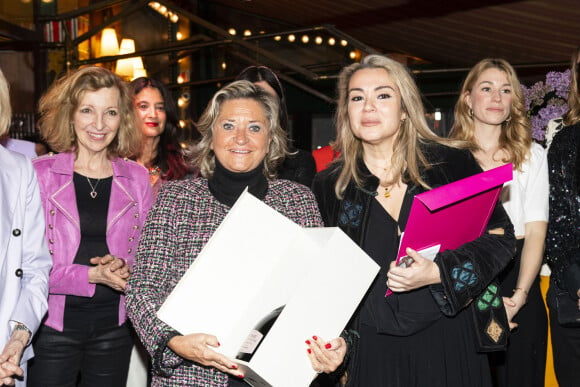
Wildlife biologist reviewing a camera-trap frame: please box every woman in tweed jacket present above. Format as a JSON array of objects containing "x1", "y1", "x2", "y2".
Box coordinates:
[{"x1": 126, "y1": 81, "x2": 346, "y2": 386}]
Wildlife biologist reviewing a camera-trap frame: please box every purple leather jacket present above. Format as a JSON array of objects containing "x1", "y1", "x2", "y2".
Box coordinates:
[{"x1": 32, "y1": 152, "x2": 153, "y2": 331}]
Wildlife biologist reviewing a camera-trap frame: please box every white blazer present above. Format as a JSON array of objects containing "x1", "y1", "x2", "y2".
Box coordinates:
[{"x1": 0, "y1": 145, "x2": 51, "y2": 385}]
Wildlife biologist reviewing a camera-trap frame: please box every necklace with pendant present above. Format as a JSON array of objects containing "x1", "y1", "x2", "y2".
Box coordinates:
[
  {"x1": 379, "y1": 185, "x2": 391, "y2": 198},
  {"x1": 86, "y1": 177, "x2": 101, "y2": 199},
  {"x1": 383, "y1": 186, "x2": 391, "y2": 198}
]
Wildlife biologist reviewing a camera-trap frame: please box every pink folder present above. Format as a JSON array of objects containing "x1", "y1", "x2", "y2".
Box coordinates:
[{"x1": 386, "y1": 163, "x2": 513, "y2": 296}]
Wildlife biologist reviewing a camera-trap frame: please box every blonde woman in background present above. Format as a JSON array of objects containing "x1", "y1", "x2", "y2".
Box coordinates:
[{"x1": 449, "y1": 58, "x2": 548, "y2": 387}]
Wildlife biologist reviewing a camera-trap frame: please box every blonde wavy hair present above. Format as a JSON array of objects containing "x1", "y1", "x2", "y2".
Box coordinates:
[
  {"x1": 449, "y1": 58, "x2": 531, "y2": 171},
  {"x1": 332, "y1": 54, "x2": 443, "y2": 199},
  {"x1": 38, "y1": 66, "x2": 140, "y2": 158},
  {"x1": 0, "y1": 68, "x2": 11, "y2": 137},
  {"x1": 563, "y1": 46, "x2": 580, "y2": 127},
  {"x1": 189, "y1": 80, "x2": 288, "y2": 179}
]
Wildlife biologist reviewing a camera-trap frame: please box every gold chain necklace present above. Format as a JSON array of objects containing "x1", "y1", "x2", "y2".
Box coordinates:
[{"x1": 86, "y1": 177, "x2": 101, "y2": 199}]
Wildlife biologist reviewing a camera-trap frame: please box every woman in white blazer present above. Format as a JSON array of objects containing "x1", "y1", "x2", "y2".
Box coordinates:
[{"x1": 0, "y1": 68, "x2": 51, "y2": 386}]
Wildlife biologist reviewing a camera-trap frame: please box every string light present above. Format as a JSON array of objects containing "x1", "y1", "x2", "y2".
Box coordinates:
[
  {"x1": 274, "y1": 35, "x2": 281, "y2": 41},
  {"x1": 340, "y1": 39, "x2": 348, "y2": 47},
  {"x1": 315, "y1": 36, "x2": 323, "y2": 45},
  {"x1": 243, "y1": 29, "x2": 252, "y2": 37},
  {"x1": 328, "y1": 37, "x2": 336, "y2": 46},
  {"x1": 228, "y1": 28, "x2": 237, "y2": 35},
  {"x1": 148, "y1": 2, "x2": 179, "y2": 23},
  {"x1": 288, "y1": 34, "x2": 296, "y2": 42},
  {"x1": 301, "y1": 35, "x2": 309, "y2": 43}
]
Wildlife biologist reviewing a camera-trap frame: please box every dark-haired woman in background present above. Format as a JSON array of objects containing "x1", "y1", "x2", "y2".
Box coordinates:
[
  {"x1": 130, "y1": 77, "x2": 191, "y2": 198},
  {"x1": 236, "y1": 65, "x2": 316, "y2": 187}
]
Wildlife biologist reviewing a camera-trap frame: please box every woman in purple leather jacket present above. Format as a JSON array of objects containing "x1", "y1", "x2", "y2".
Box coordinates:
[{"x1": 28, "y1": 66, "x2": 153, "y2": 387}]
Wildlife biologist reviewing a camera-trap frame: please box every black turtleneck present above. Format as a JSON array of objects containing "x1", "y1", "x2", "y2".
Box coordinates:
[{"x1": 208, "y1": 159, "x2": 269, "y2": 207}]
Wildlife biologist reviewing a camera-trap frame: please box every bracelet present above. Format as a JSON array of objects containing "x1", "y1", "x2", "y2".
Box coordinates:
[
  {"x1": 513, "y1": 287, "x2": 529, "y2": 296},
  {"x1": 12, "y1": 323, "x2": 31, "y2": 346}
]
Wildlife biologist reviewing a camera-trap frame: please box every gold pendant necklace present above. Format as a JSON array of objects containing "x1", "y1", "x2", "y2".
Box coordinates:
[{"x1": 384, "y1": 186, "x2": 391, "y2": 198}]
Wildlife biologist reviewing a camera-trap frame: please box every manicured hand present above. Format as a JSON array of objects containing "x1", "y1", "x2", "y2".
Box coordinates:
[{"x1": 305, "y1": 335, "x2": 346, "y2": 374}]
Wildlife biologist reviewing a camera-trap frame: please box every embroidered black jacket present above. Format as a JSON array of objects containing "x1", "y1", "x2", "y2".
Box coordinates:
[{"x1": 546, "y1": 123, "x2": 580, "y2": 296}]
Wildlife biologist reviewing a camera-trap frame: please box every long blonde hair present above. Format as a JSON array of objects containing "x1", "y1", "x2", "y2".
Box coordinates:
[
  {"x1": 563, "y1": 47, "x2": 580, "y2": 126},
  {"x1": 333, "y1": 54, "x2": 442, "y2": 198},
  {"x1": 449, "y1": 58, "x2": 531, "y2": 171}
]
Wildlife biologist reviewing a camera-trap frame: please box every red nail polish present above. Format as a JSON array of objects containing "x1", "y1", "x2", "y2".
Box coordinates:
[
  {"x1": 305, "y1": 340, "x2": 311, "y2": 345},
  {"x1": 217, "y1": 342, "x2": 221, "y2": 347},
  {"x1": 307, "y1": 349, "x2": 312, "y2": 354},
  {"x1": 312, "y1": 336, "x2": 318, "y2": 341},
  {"x1": 238, "y1": 374, "x2": 244, "y2": 378},
  {"x1": 231, "y1": 364, "x2": 238, "y2": 369},
  {"x1": 325, "y1": 343, "x2": 332, "y2": 349}
]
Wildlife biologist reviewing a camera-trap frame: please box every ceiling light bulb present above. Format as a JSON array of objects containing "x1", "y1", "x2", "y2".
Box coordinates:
[
  {"x1": 301, "y1": 35, "x2": 309, "y2": 43},
  {"x1": 288, "y1": 34, "x2": 296, "y2": 42},
  {"x1": 341, "y1": 39, "x2": 348, "y2": 46},
  {"x1": 315, "y1": 36, "x2": 323, "y2": 45},
  {"x1": 228, "y1": 28, "x2": 236, "y2": 35},
  {"x1": 328, "y1": 37, "x2": 336, "y2": 46}
]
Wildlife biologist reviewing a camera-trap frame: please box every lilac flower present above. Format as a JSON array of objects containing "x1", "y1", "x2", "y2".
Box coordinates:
[
  {"x1": 521, "y1": 70, "x2": 571, "y2": 142},
  {"x1": 546, "y1": 69, "x2": 571, "y2": 99}
]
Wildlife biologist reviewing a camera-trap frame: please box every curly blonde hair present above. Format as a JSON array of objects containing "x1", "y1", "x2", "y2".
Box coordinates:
[
  {"x1": 333, "y1": 54, "x2": 443, "y2": 198},
  {"x1": 449, "y1": 58, "x2": 531, "y2": 171},
  {"x1": 38, "y1": 66, "x2": 140, "y2": 158},
  {"x1": 188, "y1": 80, "x2": 288, "y2": 179}
]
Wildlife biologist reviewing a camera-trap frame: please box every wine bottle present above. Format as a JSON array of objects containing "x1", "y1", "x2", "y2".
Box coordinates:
[{"x1": 236, "y1": 305, "x2": 285, "y2": 362}]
